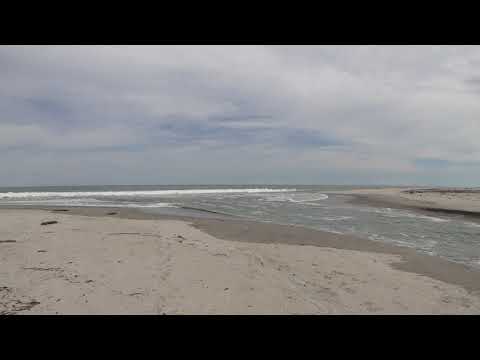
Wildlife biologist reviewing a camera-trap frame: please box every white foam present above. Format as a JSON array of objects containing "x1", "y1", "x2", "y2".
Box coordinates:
[
  {"x1": 323, "y1": 216, "x2": 353, "y2": 221},
  {"x1": 0, "y1": 198, "x2": 176, "y2": 208},
  {"x1": 0, "y1": 188, "x2": 294, "y2": 199},
  {"x1": 465, "y1": 221, "x2": 480, "y2": 228},
  {"x1": 266, "y1": 193, "x2": 328, "y2": 203},
  {"x1": 364, "y1": 207, "x2": 450, "y2": 223},
  {"x1": 289, "y1": 195, "x2": 329, "y2": 203},
  {"x1": 417, "y1": 215, "x2": 450, "y2": 223},
  {"x1": 62, "y1": 202, "x2": 176, "y2": 208},
  {"x1": 316, "y1": 227, "x2": 344, "y2": 235},
  {"x1": 119, "y1": 203, "x2": 175, "y2": 208},
  {"x1": 401, "y1": 213, "x2": 449, "y2": 223}
]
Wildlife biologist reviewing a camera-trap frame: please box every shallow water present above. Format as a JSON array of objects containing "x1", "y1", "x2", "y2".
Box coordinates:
[{"x1": 1, "y1": 185, "x2": 479, "y2": 269}]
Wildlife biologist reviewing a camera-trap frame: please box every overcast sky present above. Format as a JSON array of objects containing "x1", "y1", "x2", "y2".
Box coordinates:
[{"x1": 1, "y1": 45, "x2": 480, "y2": 187}]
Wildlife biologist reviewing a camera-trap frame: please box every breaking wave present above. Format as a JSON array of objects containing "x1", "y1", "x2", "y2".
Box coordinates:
[
  {"x1": 266, "y1": 193, "x2": 328, "y2": 203},
  {"x1": 0, "y1": 188, "x2": 295, "y2": 199}
]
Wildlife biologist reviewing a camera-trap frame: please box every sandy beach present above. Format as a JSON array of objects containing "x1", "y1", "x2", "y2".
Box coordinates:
[{"x1": 2, "y1": 207, "x2": 480, "y2": 314}]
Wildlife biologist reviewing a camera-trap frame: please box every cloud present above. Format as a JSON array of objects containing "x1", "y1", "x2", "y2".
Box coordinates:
[
  {"x1": 1, "y1": 45, "x2": 480, "y2": 186},
  {"x1": 414, "y1": 158, "x2": 451, "y2": 169}
]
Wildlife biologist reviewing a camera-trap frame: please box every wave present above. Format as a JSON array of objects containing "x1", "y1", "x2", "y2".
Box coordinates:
[
  {"x1": 323, "y1": 216, "x2": 353, "y2": 221},
  {"x1": 69, "y1": 202, "x2": 176, "y2": 208},
  {"x1": 0, "y1": 198, "x2": 175, "y2": 208},
  {"x1": 464, "y1": 221, "x2": 480, "y2": 228},
  {"x1": 0, "y1": 188, "x2": 295, "y2": 199},
  {"x1": 361, "y1": 207, "x2": 450, "y2": 223},
  {"x1": 265, "y1": 193, "x2": 328, "y2": 203},
  {"x1": 289, "y1": 195, "x2": 329, "y2": 203},
  {"x1": 415, "y1": 215, "x2": 450, "y2": 223},
  {"x1": 394, "y1": 211, "x2": 450, "y2": 223}
]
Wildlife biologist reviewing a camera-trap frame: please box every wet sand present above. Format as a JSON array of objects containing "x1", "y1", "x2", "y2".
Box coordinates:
[{"x1": 2, "y1": 206, "x2": 480, "y2": 314}]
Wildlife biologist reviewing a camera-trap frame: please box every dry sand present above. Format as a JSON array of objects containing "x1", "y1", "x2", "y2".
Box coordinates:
[{"x1": 2, "y1": 208, "x2": 480, "y2": 314}]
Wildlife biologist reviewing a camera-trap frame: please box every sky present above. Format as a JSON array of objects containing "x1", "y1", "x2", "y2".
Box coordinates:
[{"x1": 1, "y1": 45, "x2": 480, "y2": 187}]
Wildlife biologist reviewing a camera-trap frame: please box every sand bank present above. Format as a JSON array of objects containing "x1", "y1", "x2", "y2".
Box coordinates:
[
  {"x1": 1, "y1": 207, "x2": 480, "y2": 314},
  {"x1": 329, "y1": 187, "x2": 480, "y2": 219}
]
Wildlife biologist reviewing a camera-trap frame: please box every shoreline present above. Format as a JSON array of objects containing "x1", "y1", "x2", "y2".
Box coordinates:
[
  {"x1": 2, "y1": 206, "x2": 480, "y2": 314},
  {"x1": 5, "y1": 205, "x2": 480, "y2": 293},
  {"x1": 327, "y1": 188, "x2": 480, "y2": 221}
]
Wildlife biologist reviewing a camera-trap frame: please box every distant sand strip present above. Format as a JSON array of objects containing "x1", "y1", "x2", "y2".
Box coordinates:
[{"x1": 328, "y1": 187, "x2": 480, "y2": 220}]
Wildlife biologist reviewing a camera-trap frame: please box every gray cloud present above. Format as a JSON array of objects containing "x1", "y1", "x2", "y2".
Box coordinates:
[{"x1": 1, "y1": 45, "x2": 480, "y2": 186}]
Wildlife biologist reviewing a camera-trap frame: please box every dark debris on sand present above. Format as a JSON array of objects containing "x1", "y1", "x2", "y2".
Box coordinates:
[
  {"x1": 41, "y1": 221, "x2": 58, "y2": 226},
  {"x1": 0, "y1": 287, "x2": 41, "y2": 315}
]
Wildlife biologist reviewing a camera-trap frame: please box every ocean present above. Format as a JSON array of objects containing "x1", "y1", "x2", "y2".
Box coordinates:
[{"x1": 1, "y1": 185, "x2": 479, "y2": 269}]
